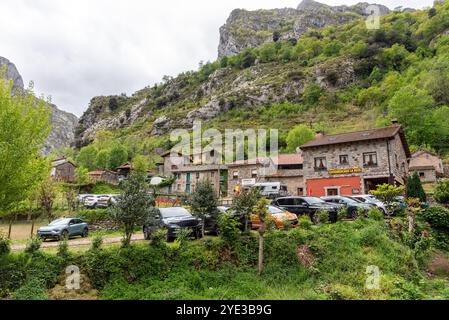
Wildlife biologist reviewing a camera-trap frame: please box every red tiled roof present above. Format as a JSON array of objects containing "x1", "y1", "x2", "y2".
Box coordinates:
[{"x1": 271, "y1": 154, "x2": 303, "y2": 165}]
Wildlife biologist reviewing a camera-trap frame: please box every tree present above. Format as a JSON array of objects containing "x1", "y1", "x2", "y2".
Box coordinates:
[
  {"x1": 110, "y1": 173, "x2": 155, "y2": 246},
  {"x1": 286, "y1": 125, "x2": 315, "y2": 152},
  {"x1": 371, "y1": 184, "x2": 405, "y2": 216},
  {"x1": 132, "y1": 155, "x2": 149, "y2": 175},
  {"x1": 96, "y1": 149, "x2": 111, "y2": 169},
  {"x1": 108, "y1": 144, "x2": 128, "y2": 170},
  {"x1": 189, "y1": 180, "x2": 219, "y2": 237},
  {"x1": 254, "y1": 198, "x2": 271, "y2": 275},
  {"x1": 0, "y1": 74, "x2": 51, "y2": 223},
  {"x1": 302, "y1": 83, "x2": 323, "y2": 109},
  {"x1": 75, "y1": 167, "x2": 90, "y2": 186},
  {"x1": 231, "y1": 188, "x2": 261, "y2": 233},
  {"x1": 38, "y1": 178, "x2": 56, "y2": 223},
  {"x1": 76, "y1": 145, "x2": 98, "y2": 171},
  {"x1": 406, "y1": 172, "x2": 427, "y2": 203}
]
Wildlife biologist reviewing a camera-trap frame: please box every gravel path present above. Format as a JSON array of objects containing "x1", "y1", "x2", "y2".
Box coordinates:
[{"x1": 11, "y1": 234, "x2": 145, "y2": 251}]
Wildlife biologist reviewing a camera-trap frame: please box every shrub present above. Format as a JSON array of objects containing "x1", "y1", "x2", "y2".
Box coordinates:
[
  {"x1": 421, "y1": 206, "x2": 449, "y2": 229},
  {"x1": 337, "y1": 208, "x2": 348, "y2": 221},
  {"x1": 91, "y1": 236, "x2": 103, "y2": 251},
  {"x1": 0, "y1": 232, "x2": 11, "y2": 257},
  {"x1": 315, "y1": 210, "x2": 329, "y2": 224},
  {"x1": 77, "y1": 209, "x2": 110, "y2": 223},
  {"x1": 298, "y1": 215, "x2": 312, "y2": 229},
  {"x1": 57, "y1": 239, "x2": 70, "y2": 260},
  {"x1": 218, "y1": 213, "x2": 241, "y2": 246},
  {"x1": 367, "y1": 207, "x2": 384, "y2": 221},
  {"x1": 406, "y1": 172, "x2": 427, "y2": 203},
  {"x1": 13, "y1": 278, "x2": 48, "y2": 300},
  {"x1": 434, "y1": 180, "x2": 449, "y2": 204},
  {"x1": 25, "y1": 237, "x2": 42, "y2": 255}
]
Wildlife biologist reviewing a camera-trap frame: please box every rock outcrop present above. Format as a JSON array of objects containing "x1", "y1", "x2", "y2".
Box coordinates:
[
  {"x1": 0, "y1": 56, "x2": 78, "y2": 154},
  {"x1": 218, "y1": 0, "x2": 390, "y2": 58}
]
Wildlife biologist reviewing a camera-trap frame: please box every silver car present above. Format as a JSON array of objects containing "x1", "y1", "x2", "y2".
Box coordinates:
[
  {"x1": 37, "y1": 218, "x2": 89, "y2": 241},
  {"x1": 351, "y1": 195, "x2": 387, "y2": 214}
]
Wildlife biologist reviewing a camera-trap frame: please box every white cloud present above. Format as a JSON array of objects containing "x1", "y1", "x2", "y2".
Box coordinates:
[{"x1": 0, "y1": 0, "x2": 434, "y2": 116}]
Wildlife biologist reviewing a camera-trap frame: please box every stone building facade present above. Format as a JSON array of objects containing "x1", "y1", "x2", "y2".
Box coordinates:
[
  {"x1": 409, "y1": 150, "x2": 444, "y2": 183},
  {"x1": 157, "y1": 150, "x2": 228, "y2": 197},
  {"x1": 227, "y1": 154, "x2": 304, "y2": 196},
  {"x1": 300, "y1": 124, "x2": 411, "y2": 197},
  {"x1": 50, "y1": 158, "x2": 76, "y2": 183}
]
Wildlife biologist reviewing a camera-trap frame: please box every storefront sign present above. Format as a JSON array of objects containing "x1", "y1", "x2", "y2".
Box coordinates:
[
  {"x1": 328, "y1": 168, "x2": 362, "y2": 175},
  {"x1": 241, "y1": 179, "x2": 256, "y2": 186}
]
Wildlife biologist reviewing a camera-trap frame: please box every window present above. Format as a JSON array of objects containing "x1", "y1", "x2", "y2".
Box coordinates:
[
  {"x1": 251, "y1": 169, "x2": 258, "y2": 178},
  {"x1": 419, "y1": 172, "x2": 425, "y2": 178},
  {"x1": 233, "y1": 171, "x2": 239, "y2": 180},
  {"x1": 210, "y1": 150, "x2": 215, "y2": 157},
  {"x1": 395, "y1": 154, "x2": 399, "y2": 169},
  {"x1": 314, "y1": 157, "x2": 327, "y2": 170},
  {"x1": 196, "y1": 172, "x2": 200, "y2": 180},
  {"x1": 326, "y1": 188, "x2": 339, "y2": 196},
  {"x1": 171, "y1": 165, "x2": 178, "y2": 170},
  {"x1": 177, "y1": 184, "x2": 181, "y2": 191},
  {"x1": 339, "y1": 155, "x2": 349, "y2": 165},
  {"x1": 211, "y1": 171, "x2": 215, "y2": 178},
  {"x1": 363, "y1": 152, "x2": 378, "y2": 167}
]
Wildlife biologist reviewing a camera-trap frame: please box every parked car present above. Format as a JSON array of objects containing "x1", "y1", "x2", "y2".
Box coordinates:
[
  {"x1": 143, "y1": 207, "x2": 202, "y2": 242},
  {"x1": 37, "y1": 218, "x2": 88, "y2": 241},
  {"x1": 204, "y1": 206, "x2": 252, "y2": 234},
  {"x1": 251, "y1": 205, "x2": 298, "y2": 230},
  {"x1": 272, "y1": 196, "x2": 343, "y2": 222},
  {"x1": 321, "y1": 196, "x2": 374, "y2": 218},
  {"x1": 96, "y1": 195, "x2": 118, "y2": 208},
  {"x1": 350, "y1": 195, "x2": 387, "y2": 214},
  {"x1": 83, "y1": 195, "x2": 100, "y2": 209}
]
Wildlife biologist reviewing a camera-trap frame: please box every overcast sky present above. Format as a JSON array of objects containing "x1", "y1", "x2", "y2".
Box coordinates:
[{"x1": 0, "y1": 0, "x2": 434, "y2": 117}]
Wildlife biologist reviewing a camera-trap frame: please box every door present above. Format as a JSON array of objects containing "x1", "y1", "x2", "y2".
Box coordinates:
[
  {"x1": 295, "y1": 198, "x2": 312, "y2": 215},
  {"x1": 68, "y1": 219, "x2": 77, "y2": 235}
]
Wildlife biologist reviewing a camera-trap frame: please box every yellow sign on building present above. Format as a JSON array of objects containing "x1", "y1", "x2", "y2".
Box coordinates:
[{"x1": 328, "y1": 168, "x2": 363, "y2": 175}]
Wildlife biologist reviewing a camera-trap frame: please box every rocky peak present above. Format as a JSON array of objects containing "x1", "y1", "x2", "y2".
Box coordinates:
[
  {"x1": 0, "y1": 56, "x2": 24, "y2": 95},
  {"x1": 218, "y1": 1, "x2": 391, "y2": 58},
  {"x1": 0, "y1": 56, "x2": 78, "y2": 154}
]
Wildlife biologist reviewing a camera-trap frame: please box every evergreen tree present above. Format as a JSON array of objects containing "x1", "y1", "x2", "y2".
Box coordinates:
[
  {"x1": 406, "y1": 172, "x2": 427, "y2": 203},
  {"x1": 189, "y1": 180, "x2": 219, "y2": 237}
]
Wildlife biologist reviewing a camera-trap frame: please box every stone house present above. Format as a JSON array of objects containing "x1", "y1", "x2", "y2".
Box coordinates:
[
  {"x1": 157, "y1": 150, "x2": 228, "y2": 197},
  {"x1": 227, "y1": 154, "x2": 305, "y2": 196},
  {"x1": 409, "y1": 150, "x2": 444, "y2": 183},
  {"x1": 50, "y1": 157, "x2": 76, "y2": 183},
  {"x1": 300, "y1": 124, "x2": 411, "y2": 197}
]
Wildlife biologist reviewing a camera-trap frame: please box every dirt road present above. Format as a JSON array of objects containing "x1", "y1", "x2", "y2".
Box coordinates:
[{"x1": 11, "y1": 234, "x2": 145, "y2": 251}]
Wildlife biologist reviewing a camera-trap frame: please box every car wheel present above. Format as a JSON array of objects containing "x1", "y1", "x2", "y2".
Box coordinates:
[
  {"x1": 350, "y1": 209, "x2": 358, "y2": 219},
  {"x1": 61, "y1": 230, "x2": 69, "y2": 240},
  {"x1": 166, "y1": 235, "x2": 175, "y2": 243},
  {"x1": 82, "y1": 228, "x2": 89, "y2": 238}
]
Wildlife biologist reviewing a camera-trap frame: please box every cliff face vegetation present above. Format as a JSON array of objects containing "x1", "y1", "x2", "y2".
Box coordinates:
[{"x1": 75, "y1": 1, "x2": 449, "y2": 168}]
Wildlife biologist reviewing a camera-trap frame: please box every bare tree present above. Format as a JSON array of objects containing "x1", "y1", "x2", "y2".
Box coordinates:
[{"x1": 38, "y1": 179, "x2": 56, "y2": 223}]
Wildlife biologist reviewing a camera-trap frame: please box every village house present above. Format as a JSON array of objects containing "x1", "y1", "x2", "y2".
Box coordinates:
[
  {"x1": 88, "y1": 170, "x2": 119, "y2": 185},
  {"x1": 300, "y1": 123, "x2": 411, "y2": 197},
  {"x1": 408, "y1": 150, "x2": 444, "y2": 183},
  {"x1": 157, "y1": 150, "x2": 228, "y2": 197},
  {"x1": 50, "y1": 157, "x2": 76, "y2": 183},
  {"x1": 227, "y1": 154, "x2": 305, "y2": 196}
]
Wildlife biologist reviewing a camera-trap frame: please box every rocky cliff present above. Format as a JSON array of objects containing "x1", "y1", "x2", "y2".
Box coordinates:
[
  {"x1": 0, "y1": 56, "x2": 78, "y2": 154},
  {"x1": 218, "y1": 0, "x2": 390, "y2": 57}
]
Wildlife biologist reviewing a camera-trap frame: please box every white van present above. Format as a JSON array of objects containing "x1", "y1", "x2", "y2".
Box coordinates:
[{"x1": 252, "y1": 182, "x2": 288, "y2": 198}]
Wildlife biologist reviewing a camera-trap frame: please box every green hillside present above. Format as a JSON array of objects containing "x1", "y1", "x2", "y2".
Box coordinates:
[{"x1": 73, "y1": 2, "x2": 449, "y2": 169}]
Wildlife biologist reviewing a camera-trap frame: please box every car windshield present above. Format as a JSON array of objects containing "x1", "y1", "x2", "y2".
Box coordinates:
[
  {"x1": 305, "y1": 197, "x2": 326, "y2": 205},
  {"x1": 160, "y1": 207, "x2": 192, "y2": 218},
  {"x1": 351, "y1": 197, "x2": 366, "y2": 202},
  {"x1": 49, "y1": 219, "x2": 70, "y2": 226},
  {"x1": 267, "y1": 206, "x2": 284, "y2": 214},
  {"x1": 341, "y1": 197, "x2": 360, "y2": 204}
]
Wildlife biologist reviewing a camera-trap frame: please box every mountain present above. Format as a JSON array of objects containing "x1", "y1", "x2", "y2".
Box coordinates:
[
  {"x1": 217, "y1": 0, "x2": 390, "y2": 58},
  {"x1": 0, "y1": 56, "x2": 78, "y2": 154},
  {"x1": 74, "y1": 0, "x2": 449, "y2": 160}
]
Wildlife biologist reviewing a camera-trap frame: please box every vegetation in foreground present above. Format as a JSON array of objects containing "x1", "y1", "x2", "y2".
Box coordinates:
[{"x1": 2, "y1": 205, "x2": 449, "y2": 300}]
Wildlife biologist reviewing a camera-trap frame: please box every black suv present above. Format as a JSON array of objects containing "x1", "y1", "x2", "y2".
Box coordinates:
[
  {"x1": 321, "y1": 196, "x2": 375, "y2": 219},
  {"x1": 272, "y1": 196, "x2": 343, "y2": 222},
  {"x1": 143, "y1": 207, "x2": 202, "y2": 242}
]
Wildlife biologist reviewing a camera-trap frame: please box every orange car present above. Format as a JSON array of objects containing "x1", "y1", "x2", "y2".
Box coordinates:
[{"x1": 251, "y1": 205, "x2": 298, "y2": 230}]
